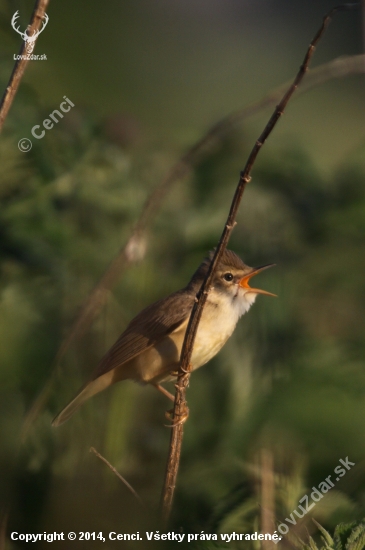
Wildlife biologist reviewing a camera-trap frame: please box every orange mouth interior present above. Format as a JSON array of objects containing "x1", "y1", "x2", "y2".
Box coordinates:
[{"x1": 239, "y1": 264, "x2": 276, "y2": 297}]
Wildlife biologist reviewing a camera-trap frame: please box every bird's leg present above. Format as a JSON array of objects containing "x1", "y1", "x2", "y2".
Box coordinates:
[
  {"x1": 153, "y1": 383, "x2": 189, "y2": 425},
  {"x1": 153, "y1": 383, "x2": 175, "y2": 402},
  {"x1": 164, "y1": 366, "x2": 191, "y2": 427}
]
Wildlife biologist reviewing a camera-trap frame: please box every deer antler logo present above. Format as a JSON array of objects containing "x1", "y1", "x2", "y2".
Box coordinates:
[{"x1": 11, "y1": 10, "x2": 49, "y2": 54}]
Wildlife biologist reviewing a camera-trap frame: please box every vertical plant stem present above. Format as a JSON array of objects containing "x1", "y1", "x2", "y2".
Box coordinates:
[
  {"x1": 160, "y1": 1, "x2": 360, "y2": 523},
  {"x1": 0, "y1": 0, "x2": 50, "y2": 132},
  {"x1": 161, "y1": 367, "x2": 191, "y2": 523}
]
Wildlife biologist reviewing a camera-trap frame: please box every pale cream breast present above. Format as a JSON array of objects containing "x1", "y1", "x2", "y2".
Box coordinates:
[
  {"x1": 129, "y1": 287, "x2": 255, "y2": 384},
  {"x1": 191, "y1": 291, "x2": 247, "y2": 369}
]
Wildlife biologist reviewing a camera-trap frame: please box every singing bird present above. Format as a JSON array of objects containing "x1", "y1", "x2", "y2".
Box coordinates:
[{"x1": 52, "y1": 249, "x2": 275, "y2": 426}]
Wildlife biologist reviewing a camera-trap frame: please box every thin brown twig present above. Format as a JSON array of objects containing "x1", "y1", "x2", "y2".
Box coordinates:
[
  {"x1": 89, "y1": 447, "x2": 144, "y2": 506},
  {"x1": 160, "y1": 1, "x2": 360, "y2": 524},
  {"x1": 0, "y1": 0, "x2": 50, "y2": 133},
  {"x1": 20, "y1": 52, "x2": 365, "y2": 441}
]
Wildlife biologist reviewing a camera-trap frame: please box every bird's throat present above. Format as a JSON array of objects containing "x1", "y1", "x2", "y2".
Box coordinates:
[{"x1": 190, "y1": 288, "x2": 254, "y2": 370}]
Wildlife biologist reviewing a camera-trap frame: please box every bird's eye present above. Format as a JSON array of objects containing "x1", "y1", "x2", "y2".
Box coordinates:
[{"x1": 223, "y1": 272, "x2": 233, "y2": 282}]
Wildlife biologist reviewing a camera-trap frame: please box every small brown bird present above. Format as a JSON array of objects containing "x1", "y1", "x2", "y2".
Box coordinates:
[{"x1": 52, "y1": 249, "x2": 275, "y2": 426}]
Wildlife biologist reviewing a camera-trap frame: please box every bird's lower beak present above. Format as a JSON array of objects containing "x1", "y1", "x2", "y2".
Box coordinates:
[{"x1": 239, "y1": 264, "x2": 277, "y2": 297}]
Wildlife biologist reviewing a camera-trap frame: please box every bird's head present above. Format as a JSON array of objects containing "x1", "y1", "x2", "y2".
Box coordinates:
[{"x1": 190, "y1": 249, "x2": 276, "y2": 314}]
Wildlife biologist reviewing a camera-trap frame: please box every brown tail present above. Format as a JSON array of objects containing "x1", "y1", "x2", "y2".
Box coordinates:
[{"x1": 52, "y1": 371, "x2": 115, "y2": 427}]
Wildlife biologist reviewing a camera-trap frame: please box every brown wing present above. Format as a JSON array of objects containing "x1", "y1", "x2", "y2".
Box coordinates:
[{"x1": 92, "y1": 287, "x2": 195, "y2": 380}]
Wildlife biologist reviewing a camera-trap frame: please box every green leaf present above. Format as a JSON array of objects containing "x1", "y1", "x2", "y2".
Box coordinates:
[
  {"x1": 312, "y1": 519, "x2": 334, "y2": 548},
  {"x1": 333, "y1": 522, "x2": 356, "y2": 550},
  {"x1": 345, "y1": 522, "x2": 365, "y2": 550}
]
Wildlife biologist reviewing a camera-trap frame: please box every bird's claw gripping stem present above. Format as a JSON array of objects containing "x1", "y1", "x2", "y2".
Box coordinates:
[
  {"x1": 164, "y1": 405, "x2": 189, "y2": 427},
  {"x1": 163, "y1": 363, "x2": 191, "y2": 426}
]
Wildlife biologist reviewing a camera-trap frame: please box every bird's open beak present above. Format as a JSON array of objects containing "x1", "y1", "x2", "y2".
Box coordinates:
[{"x1": 239, "y1": 264, "x2": 277, "y2": 297}]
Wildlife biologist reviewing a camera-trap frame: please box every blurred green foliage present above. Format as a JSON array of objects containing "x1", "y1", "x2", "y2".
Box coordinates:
[{"x1": 299, "y1": 519, "x2": 365, "y2": 550}]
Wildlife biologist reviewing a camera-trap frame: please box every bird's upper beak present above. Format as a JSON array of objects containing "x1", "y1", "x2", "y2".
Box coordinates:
[{"x1": 239, "y1": 264, "x2": 277, "y2": 297}]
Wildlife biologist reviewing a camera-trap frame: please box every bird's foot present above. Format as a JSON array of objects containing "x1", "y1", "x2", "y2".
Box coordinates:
[
  {"x1": 164, "y1": 405, "x2": 189, "y2": 427},
  {"x1": 170, "y1": 363, "x2": 191, "y2": 377}
]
